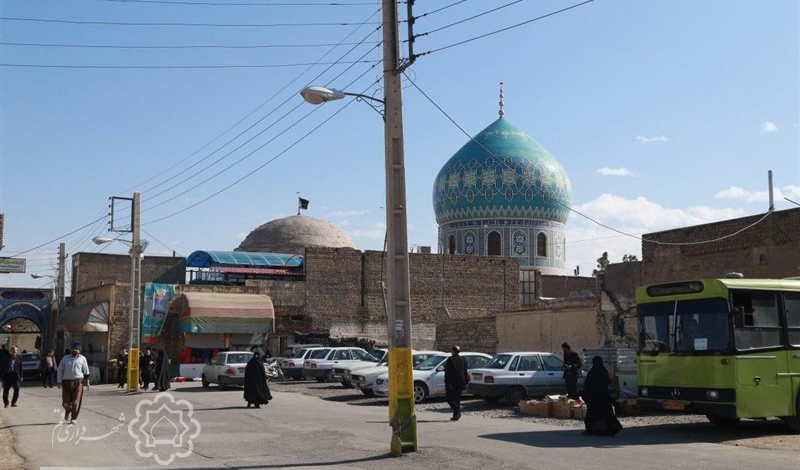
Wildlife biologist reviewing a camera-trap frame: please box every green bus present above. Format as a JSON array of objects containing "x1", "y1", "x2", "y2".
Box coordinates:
[{"x1": 636, "y1": 276, "x2": 800, "y2": 431}]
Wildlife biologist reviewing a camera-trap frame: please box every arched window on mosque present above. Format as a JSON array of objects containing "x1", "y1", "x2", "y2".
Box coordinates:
[
  {"x1": 536, "y1": 232, "x2": 547, "y2": 257},
  {"x1": 448, "y1": 235, "x2": 456, "y2": 254},
  {"x1": 487, "y1": 231, "x2": 502, "y2": 256}
]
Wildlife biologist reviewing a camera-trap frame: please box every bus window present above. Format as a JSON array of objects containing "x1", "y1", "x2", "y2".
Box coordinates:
[
  {"x1": 785, "y1": 293, "x2": 800, "y2": 347},
  {"x1": 731, "y1": 290, "x2": 782, "y2": 350},
  {"x1": 674, "y1": 298, "x2": 730, "y2": 352},
  {"x1": 638, "y1": 302, "x2": 674, "y2": 354}
]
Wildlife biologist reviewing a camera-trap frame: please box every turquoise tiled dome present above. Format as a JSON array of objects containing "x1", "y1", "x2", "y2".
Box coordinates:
[{"x1": 432, "y1": 117, "x2": 572, "y2": 224}]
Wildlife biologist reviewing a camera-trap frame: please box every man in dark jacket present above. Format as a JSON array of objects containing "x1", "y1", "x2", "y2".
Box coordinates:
[
  {"x1": 561, "y1": 342, "x2": 582, "y2": 399},
  {"x1": 2, "y1": 346, "x2": 24, "y2": 408},
  {"x1": 444, "y1": 345, "x2": 469, "y2": 421}
]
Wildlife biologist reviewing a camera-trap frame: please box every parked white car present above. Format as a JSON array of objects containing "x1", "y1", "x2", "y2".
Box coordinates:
[
  {"x1": 331, "y1": 348, "x2": 388, "y2": 387},
  {"x1": 466, "y1": 351, "x2": 576, "y2": 405},
  {"x1": 280, "y1": 347, "x2": 326, "y2": 380},
  {"x1": 350, "y1": 350, "x2": 441, "y2": 396},
  {"x1": 201, "y1": 351, "x2": 254, "y2": 389},
  {"x1": 303, "y1": 347, "x2": 369, "y2": 382},
  {"x1": 373, "y1": 351, "x2": 492, "y2": 403}
]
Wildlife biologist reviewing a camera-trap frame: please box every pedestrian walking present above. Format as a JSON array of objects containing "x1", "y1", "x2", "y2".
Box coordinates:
[
  {"x1": 444, "y1": 345, "x2": 469, "y2": 421},
  {"x1": 57, "y1": 342, "x2": 90, "y2": 424},
  {"x1": 1, "y1": 346, "x2": 23, "y2": 408},
  {"x1": 139, "y1": 348, "x2": 154, "y2": 390},
  {"x1": 116, "y1": 348, "x2": 128, "y2": 389},
  {"x1": 561, "y1": 342, "x2": 582, "y2": 400},
  {"x1": 582, "y1": 355, "x2": 622, "y2": 436},
  {"x1": 243, "y1": 349, "x2": 272, "y2": 409},
  {"x1": 39, "y1": 349, "x2": 58, "y2": 388},
  {"x1": 153, "y1": 349, "x2": 170, "y2": 392}
]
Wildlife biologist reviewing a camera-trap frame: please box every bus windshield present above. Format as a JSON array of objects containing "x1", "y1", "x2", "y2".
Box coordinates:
[{"x1": 639, "y1": 297, "x2": 730, "y2": 354}]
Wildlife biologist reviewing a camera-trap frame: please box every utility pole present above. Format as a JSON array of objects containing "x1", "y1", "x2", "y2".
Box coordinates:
[
  {"x1": 382, "y1": 0, "x2": 416, "y2": 455},
  {"x1": 54, "y1": 242, "x2": 66, "y2": 352},
  {"x1": 127, "y1": 192, "x2": 142, "y2": 393}
]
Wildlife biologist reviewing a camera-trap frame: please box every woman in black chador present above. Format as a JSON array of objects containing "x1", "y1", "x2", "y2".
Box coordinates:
[
  {"x1": 582, "y1": 356, "x2": 622, "y2": 436},
  {"x1": 243, "y1": 349, "x2": 272, "y2": 409},
  {"x1": 153, "y1": 349, "x2": 171, "y2": 392}
]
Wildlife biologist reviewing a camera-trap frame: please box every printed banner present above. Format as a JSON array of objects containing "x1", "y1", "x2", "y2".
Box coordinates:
[{"x1": 142, "y1": 283, "x2": 175, "y2": 345}]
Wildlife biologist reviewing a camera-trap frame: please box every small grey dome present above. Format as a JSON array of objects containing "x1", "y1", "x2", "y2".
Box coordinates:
[{"x1": 235, "y1": 215, "x2": 358, "y2": 255}]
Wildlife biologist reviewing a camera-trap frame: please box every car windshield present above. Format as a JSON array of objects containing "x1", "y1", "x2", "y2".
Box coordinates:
[
  {"x1": 483, "y1": 354, "x2": 513, "y2": 369},
  {"x1": 414, "y1": 355, "x2": 446, "y2": 371},
  {"x1": 309, "y1": 349, "x2": 330, "y2": 359},
  {"x1": 363, "y1": 349, "x2": 386, "y2": 363},
  {"x1": 227, "y1": 353, "x2": 252, "y2": 364}
]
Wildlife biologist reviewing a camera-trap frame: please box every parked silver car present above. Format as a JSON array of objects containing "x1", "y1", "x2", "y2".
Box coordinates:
[{"x1": 201, "y1": 351, "x2": 254, "y2": 389}]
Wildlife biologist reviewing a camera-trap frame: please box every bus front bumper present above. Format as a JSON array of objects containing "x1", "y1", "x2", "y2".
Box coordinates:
[{"x1": 637, "y1": 398, "x2": 737, "y2": 417}]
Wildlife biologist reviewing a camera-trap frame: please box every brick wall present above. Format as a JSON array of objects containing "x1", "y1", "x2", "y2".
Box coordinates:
[
  {"x1": 496, "y1": 300, "x2": 598, "y2": 354},
  {"x1": 303, "y1": 247, "x2": 520, "y2": 347},
  {"x1": 540, "y1": 274, "x2": 597, "y2": 298},
  {"x1": 71, "y1": 252, "x2": 185, "y2": 296},
  {"x1": 641, "y1": 207, "x2": 800, "y2": 284}
]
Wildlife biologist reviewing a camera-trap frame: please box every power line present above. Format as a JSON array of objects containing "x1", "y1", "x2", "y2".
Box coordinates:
[
  {"x1": 415, "y1": 0, "x2": 598, "y2": 58},
  {"x1": 0, "y1": 16, "x2": 380, "y2": 28},
  {"x1": 415, "y1": 0, "x2": 527, "y2": 37},
  {"x1": 403, "y1": 71, "x2": 776, "y2": 248},
  {"x1": 7, "y1": 215, "x2": 108, "y2": 258},
  {"x1": 0, "y1": 60, "x2": 379, "y2": 69},
  {"x1": 61, "y1": 0, "x2": 378, "y2": 5},
  {"x1": 0, "y1": 40, "x2": 381, "y2": 50}
]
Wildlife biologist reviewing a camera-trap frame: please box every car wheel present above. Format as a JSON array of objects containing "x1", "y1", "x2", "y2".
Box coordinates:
[
  {"x1": 292, "y1": 374, "x2": 303, "y2": 381},
  {"x1": 482, "y1": 396, "x2": 501, "y2": 404},
  {"x1": 505, "y1": 386, "x2": 526, "y2": 406},
  {"x1": 218, "y1": 378, "x2": 228, "y2": 390},
  {"x1": 706, "y1": 414, "x2": 740, "y2": 427},
  {"x1": 341, "y1": 380, "x2": 354, "y2": 388},
  {"x1": 361, "y1": 388, "x2": 375, "y2": 397},
  {"x1": 201, "y1": 374, "x2": 209, "y2": 388},
  {"x1": 413, "y1": 382, "x2": 429, "y2": 404}
]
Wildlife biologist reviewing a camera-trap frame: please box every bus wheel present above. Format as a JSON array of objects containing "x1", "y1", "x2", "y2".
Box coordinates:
[
  {"x1": 782, "y1": 394, "x2": 800, "y2": 433},
  {"x1": 706, "y1": 414, "x2": 740, "y2": 427}
]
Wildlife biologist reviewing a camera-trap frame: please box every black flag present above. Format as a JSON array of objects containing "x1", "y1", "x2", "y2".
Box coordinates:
[{"x1": 298, "y1": 197, "x2": 309, "y2": 213}]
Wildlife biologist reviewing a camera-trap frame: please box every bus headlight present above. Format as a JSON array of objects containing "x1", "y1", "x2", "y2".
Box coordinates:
[
  {"x1": 640, "y1": 387, "x2": 648, "y2": 397},
  {"x1": 706, "y1": 390, "x2": 719, "y2": 401}
]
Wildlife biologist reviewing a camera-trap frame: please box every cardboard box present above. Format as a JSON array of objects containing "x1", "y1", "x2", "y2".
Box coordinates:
[
  {"x1": 572, "y1": 404, "x2": 587, "y2": 420},
  {"x1": 519, "y1": 400, "x2": 536, "y2": 415},
  {"x1": 532, "y1": 400, "x2": 552, "y2": 417},
  {"x1": 552, "y1": 402, "x2": 573, "y2": 419}
]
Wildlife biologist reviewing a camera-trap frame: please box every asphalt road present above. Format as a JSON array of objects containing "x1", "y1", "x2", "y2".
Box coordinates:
[{"x1": 1, "y1": 380, "x2": 798, "y2": 470}]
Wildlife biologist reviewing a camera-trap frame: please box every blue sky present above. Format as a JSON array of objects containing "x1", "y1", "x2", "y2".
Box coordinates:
[{"x1": 1, "y1": 0, "x2": 798, "y2": 291}]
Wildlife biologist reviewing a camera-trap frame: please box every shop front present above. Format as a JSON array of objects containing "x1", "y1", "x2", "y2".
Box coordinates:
[{"x1": 177, "y1": 292, "x2": 274, "y2": 379}]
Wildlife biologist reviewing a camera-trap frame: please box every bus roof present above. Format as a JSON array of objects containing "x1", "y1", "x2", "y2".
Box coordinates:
[{"x1": 636, "y1": 277, "x2": 800, "y2": 302}]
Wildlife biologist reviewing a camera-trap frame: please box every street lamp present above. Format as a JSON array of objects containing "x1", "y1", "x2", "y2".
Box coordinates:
[
  {"x1": 300, "y1": 86, "x2": 385, "y2": 118},
  {"x1": 92, "y1": 192, "x2": 145, "y2": 393},
  {"x1": 299, "y1": 1, "x2": 415, "y2": 455}
]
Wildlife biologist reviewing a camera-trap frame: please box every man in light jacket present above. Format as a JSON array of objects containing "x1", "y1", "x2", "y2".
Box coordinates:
[{"x1": 57, "y1": 342, "x2": 90, "y2": 425}]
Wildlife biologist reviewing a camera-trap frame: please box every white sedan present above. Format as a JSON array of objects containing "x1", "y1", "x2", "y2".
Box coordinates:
[{"x1": 373, "y1": 351, "x2": 492, "y2": 403}]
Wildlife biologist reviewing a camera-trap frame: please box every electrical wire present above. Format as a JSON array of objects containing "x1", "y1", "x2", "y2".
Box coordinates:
[
  {"x1": 0, "y1": 40, "x2": 381, "y2": 50},
  {"x1": 137, "y1": 23, "x2": 382, "y2": 207},
  {"x1": 414, "y1": 0, "x2": 471, "y2": 18},
  {"x1": 59, "y1": 0, "x2": 380, "y2": 5},
  {"x1": 0, "y1": 16, "x2": 381, "y2": 28},
  {"x1": 403, "y1": 71, "x2": 777, "y2": 248},
  {"x1": 141, "y1": 228, "x2": 181, "y2": 256},
  {"x1": 415, "y1": 0, "x2": 597, "y2": 58},
  {"x1": 0, "y1": 60, "x2": 379, "y2": 69},
  {"x1": 7, "y1": 215, "x2": 108, "y2": 257},
  {"x1": 415, "y1": 0, "x2": 526, "y2": 37}
]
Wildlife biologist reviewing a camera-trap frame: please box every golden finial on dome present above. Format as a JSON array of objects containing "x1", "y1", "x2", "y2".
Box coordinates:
[{"x1": 499, "y1": 80, "x2": 505, "y2": 118}]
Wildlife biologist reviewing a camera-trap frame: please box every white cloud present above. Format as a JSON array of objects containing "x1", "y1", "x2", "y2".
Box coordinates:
[
  {"x1": 596, "y1": 167, "x2": 632, "y2": 176},
  {"x1": 635, "y1": 135, "x2": 669, "y2": 144},
  {"x1": 566, "y1": 194, "x2": 746, "y2": 276},
  {"x1": 761, "y1": 121, "x2": 779, "y2": 133},
  {"x1": 715, "y1": 185, "x2": 800, "y2": 204}
]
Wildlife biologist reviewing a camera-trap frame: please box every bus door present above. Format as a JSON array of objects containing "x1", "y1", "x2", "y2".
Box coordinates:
[
  {"x1": 784, "y1": 293, "x2": 800, "y2": 413},
  {"x1": 731, "y1": 290, "x2": 792, "y2": 418}
]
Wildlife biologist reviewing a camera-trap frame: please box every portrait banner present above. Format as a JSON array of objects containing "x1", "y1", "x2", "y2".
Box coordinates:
[{"x1": 142, "y1": 283, "x2": 175, "y2": 345}]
